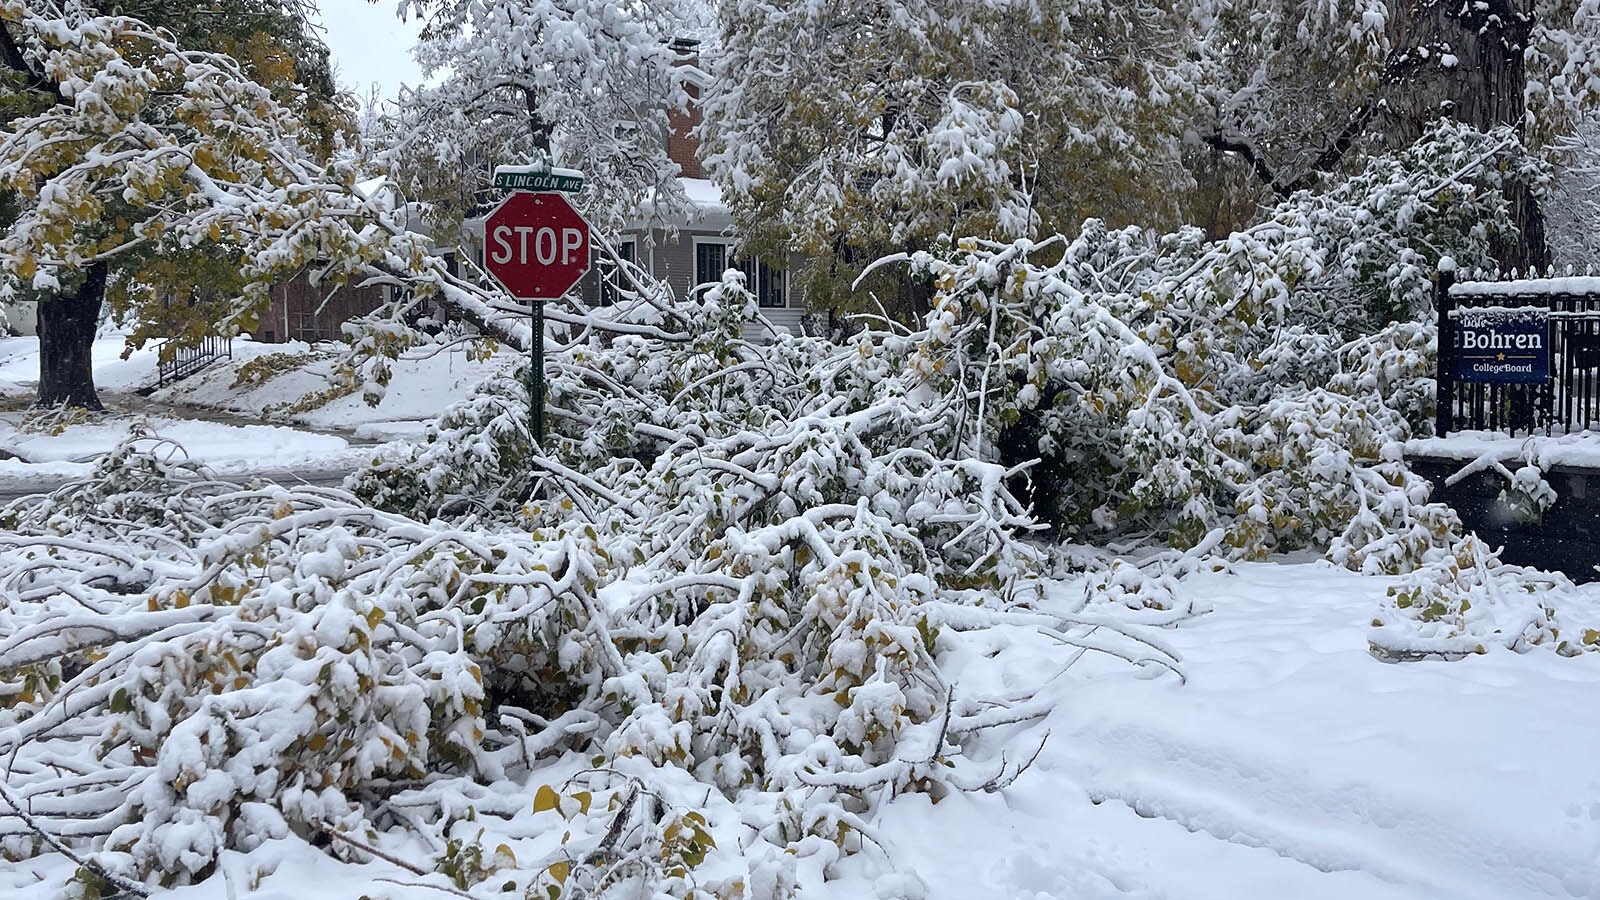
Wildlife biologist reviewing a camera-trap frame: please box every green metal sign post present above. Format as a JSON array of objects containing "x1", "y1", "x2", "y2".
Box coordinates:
[{"x1": 530, "y1": 303, "x2": 544, "y2": 448}]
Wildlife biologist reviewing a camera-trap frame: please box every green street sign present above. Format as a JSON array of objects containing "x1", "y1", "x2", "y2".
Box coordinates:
[{"x1": 493, "y1": 169, "x2": 584, "y2": 193}]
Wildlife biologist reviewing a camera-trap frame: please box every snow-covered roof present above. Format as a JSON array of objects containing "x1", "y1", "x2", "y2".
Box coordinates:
[{"x1": 681, "y1": 178, "x2": 726, "y2": 215}]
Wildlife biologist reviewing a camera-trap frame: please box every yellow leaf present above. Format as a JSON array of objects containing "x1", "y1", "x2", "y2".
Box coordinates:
[
  {"x1": 548, "y1": 860, "x2": 570, "y2": 884},
  {"x1": 534, "y1": 784, "x2": 561, "y2": 814},
  {"x1": 572, "y1": 790, "x2": 592, "y2": 814}
]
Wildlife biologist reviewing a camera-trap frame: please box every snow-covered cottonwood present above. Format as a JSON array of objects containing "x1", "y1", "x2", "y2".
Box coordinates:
[
  {"x1": 1193, "y1": 0, "x2": 1600, "y2": 267},
  {"x1": 700, "y1": 0, "x2": 1196, "y2": 314},
  {"x1": 377, "y1": 0, "x2": 697, "y2": 236},
  {"x1": 0, "y1": 0, "x2": 346, "y2": 408}
]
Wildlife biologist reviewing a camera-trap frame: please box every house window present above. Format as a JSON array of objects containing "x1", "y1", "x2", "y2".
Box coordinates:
[
  {"x1": 694, "y1": 241, "x2": 786, "y2": 308},
  {"x1": 694, "y1": 242, "x2": 727, "y2": 288},
  {"x1": 596, "y1": 240, "x2": 636, "y2": 307}
]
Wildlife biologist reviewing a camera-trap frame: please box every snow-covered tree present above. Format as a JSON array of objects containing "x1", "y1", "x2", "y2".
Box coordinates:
[
  {"x1": 1192, "y1": 0, "x2": 1600, "y2": 267},
  {"x1": 374, "y1": 0, "x2": 698, "y2": 237},
  {"x1": 700, "y1": 0, "x2": 1197, "y2": 316},
  {"x1": 0, "y1": 0, "x2": 350, "y2": 408}
]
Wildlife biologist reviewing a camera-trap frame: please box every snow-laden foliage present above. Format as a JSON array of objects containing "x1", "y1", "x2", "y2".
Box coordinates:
[
  {"x1": 377, "y1": 0, "x2": 697, "y2": 235},
  {"x1": 701, "y1": 0, "x2": 1196, "y2": 304},
  {"x1": 0, "y1": 2, "x2": 372, "y2": 313},
  {"x1": 1370, "y1": 535, "x2": 1600, "y2": 659},
  {"x1": 4, "y1": 275, "x2": 1189, "y2": 895},
  {"x1": 831, "y1": 123, "x2": 1528, "y2": 568},
  {"x1": 0, "y1": 0, "x2": 576, "y2": 408},
  {"x1": 4, "y1": 86, "x2": 1593, "y2": 894},
  {"x1": 0, "y1": 435, "x2": 1065, "y2": 894},
  {"x1": 1192, "y1": 0, "x2": 1600, "y2": 183}
]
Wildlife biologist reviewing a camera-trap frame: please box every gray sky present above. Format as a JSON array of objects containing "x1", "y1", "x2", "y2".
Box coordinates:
[{"x1": 318, "y1": 1, "x2": 424, "y2": 103}]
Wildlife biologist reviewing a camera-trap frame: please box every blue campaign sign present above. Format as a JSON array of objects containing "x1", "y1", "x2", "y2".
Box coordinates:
[{"x1": 1454, "y1": 306, "x2": 1550, "y2": 384}]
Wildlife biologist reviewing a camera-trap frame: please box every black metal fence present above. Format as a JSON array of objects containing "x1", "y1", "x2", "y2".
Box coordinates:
[
  {"x1": 1435, "y1": 267, "x2": 1600, "y2": 437},
  {"x1": 156, "y1": 334, "x2": 233, "y2": 387}
]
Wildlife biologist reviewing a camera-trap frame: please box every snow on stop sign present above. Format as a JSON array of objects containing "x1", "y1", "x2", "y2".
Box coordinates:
[{"x1": 483, "y1": 191, "x2": 591, "y2": 300}]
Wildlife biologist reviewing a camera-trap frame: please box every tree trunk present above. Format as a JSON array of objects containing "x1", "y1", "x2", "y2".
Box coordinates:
[
  {"x1": 1382, "y1": 0, "x2": 1546, "y2": 270},
  {"x1": 35, "y1": 261, "x2": 107, "y2": 410}
]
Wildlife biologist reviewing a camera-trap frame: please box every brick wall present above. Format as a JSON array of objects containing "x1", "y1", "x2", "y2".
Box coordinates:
[
  {"x1": 669, "y1": 48, "x2": 703, "y2": 179},
  {"x1": 253, "y1": 273, "x2": 388, "y2": 344}
]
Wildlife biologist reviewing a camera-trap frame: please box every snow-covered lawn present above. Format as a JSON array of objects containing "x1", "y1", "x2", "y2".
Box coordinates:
[
  {"x1": 158, "y1": 337, "x2": 515, "y2": 434},
  {"x1": 0, "y1": 333, "x2": 519, "y2": 485},
  {"x1": 5, "y1": 560, "x2": 1594, "y2": 899},
  {"x1": 0, "y1": 417, "x2": 363, "y2": 482}
]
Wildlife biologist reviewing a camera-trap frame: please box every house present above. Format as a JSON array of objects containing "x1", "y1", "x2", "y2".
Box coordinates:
[
  {"x1": 589, "y1": 39, "x2": 807, "y2": 339},
  {"x1": 578, "y1": 177, "x2": 807, "y2": 341}
]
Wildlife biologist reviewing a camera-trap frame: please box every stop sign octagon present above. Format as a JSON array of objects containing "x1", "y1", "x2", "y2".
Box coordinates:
[{"x1": 483, "y1": 191, "x2": 591, "y2": 300}]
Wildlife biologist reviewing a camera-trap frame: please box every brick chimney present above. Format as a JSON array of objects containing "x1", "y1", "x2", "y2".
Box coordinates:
[{"x1": 668, "y1": 38, "x2": 703, "y2": 180}]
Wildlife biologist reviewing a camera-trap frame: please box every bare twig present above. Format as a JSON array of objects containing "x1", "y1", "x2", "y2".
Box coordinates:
[{"x1": 0, "y1": 781, "x2": 149, "y2": 897}]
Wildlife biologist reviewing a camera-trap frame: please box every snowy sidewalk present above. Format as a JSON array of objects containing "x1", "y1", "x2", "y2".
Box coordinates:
[{"x1": 851, "y1": 562, "x2": 1600, "y2": 900}]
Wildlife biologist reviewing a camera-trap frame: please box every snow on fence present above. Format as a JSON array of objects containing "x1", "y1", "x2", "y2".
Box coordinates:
[{"x1": 1435, "y1": 265, "x2": 1600, "y2": 436}]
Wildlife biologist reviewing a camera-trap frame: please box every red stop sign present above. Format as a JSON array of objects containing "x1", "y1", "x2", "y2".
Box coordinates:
[{"x1": 483, "y1": 191, "x2": 592, "y2": 300}]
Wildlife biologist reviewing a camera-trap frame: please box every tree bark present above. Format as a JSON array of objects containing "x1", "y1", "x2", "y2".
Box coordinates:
[
  {"x1": 1381, "y1": 0, "x2": 1546, "y2": 270},
  {"x1": 35, "y1": 262, "x2": 108, "y2": 410}
]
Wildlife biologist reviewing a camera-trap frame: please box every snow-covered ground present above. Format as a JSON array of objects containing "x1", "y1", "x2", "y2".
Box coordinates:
[
  {"x1": 891, "y1": 562, "x2": 1600, "y2": 900},
  {"x1": 5, "y1": 560, "x2": 1594, "y2": 899},
  {"x1": 4, "y1": 335, "x2": 1598, "y2": 899},
  {"x1": 0, "y1": 333, "x2": 517, "y2": 486},
  {"x1": 155, "y1": 337, "x2": 514, "y2": 434}
]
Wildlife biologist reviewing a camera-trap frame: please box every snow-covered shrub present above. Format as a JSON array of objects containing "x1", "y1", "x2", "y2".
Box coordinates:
[
  {"x1": 1370, "y1": 535, "x2": 1600, "y2": 658},
  {"x1": 347, "y1": 368, "x2": 536, "y2": 518},
  {"x1": 1497, "y1": 464, "x2": 1560, "y2": 525},
  {"x1": 3, "y1": 278, "x2": 1101, "y2": 895}
]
